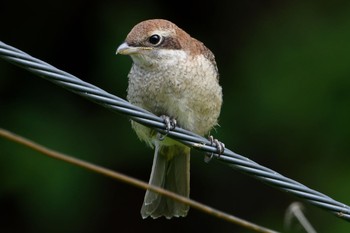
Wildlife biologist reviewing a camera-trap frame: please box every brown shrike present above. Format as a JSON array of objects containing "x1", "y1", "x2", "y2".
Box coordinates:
[{"x1": 116, "y1": 19, "x2": 223, "y2": 219}]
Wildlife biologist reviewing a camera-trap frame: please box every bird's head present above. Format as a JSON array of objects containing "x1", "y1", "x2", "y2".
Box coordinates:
[{"x1": 116, "y1": 19, "x2": 213, "y2": 68}]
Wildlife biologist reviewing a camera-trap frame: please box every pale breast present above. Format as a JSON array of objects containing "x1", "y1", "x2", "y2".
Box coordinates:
[{"x1": 127, "y1": 51, "x2": 222, "y2": 138}]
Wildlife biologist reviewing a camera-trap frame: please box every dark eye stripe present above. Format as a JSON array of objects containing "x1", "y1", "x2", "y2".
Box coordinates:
[
  {"x1": 160, "y1": 37, "x2": 182, "y2": 50},
  {"x1": 127, "y1": 36, "x2": 182, "y2": 50}
]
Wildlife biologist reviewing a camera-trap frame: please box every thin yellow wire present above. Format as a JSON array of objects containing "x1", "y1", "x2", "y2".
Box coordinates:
[{"x1": 0, "y1": 128, "x2": 278, "y2": 233}]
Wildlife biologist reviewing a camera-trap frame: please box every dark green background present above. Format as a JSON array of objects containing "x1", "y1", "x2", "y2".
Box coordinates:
[{"x1": 1, "y1": 1, "x2": 350, "y2": 232}]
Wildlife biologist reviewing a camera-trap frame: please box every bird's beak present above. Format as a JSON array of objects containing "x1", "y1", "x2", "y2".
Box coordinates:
[
  {"x1": 116, "y1": 42, "x2": 152, "y2": 55},
  {"x1": 116, "y1": 42, "x2": 134, "y2": 55}
]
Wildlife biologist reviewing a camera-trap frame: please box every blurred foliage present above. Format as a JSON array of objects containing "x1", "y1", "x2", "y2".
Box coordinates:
[{"x1": 1, "y1": 0, "x2": 350, "y2": 232}]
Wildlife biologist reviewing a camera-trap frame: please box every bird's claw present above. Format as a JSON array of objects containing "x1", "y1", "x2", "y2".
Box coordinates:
[
  {"x1": 157, "y1": 115, "x2": 177, "y2": 141},
  {"x1": 204, "y1": 135, "x2": 225, "y2": 163}
]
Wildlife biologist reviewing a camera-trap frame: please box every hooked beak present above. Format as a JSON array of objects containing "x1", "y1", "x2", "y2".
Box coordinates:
[{"x1": 116, "y1": 42, "x2": 152, "y2": 55}]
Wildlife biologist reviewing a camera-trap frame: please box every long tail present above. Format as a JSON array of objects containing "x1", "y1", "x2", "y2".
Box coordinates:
[{"x1": 141, "y1": 144, "x2": 190, "y2": 219}]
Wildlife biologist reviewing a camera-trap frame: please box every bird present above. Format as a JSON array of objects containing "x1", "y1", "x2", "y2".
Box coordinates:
[{"x1": 116, "y1": 19, "x2": 223, "y2": 219}]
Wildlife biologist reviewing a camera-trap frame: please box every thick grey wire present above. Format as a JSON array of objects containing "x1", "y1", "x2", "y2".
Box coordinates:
[{"x1": 1, "y1": 40, "x2": 349, "y2": 221}]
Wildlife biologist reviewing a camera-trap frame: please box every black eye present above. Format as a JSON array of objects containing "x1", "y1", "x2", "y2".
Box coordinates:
[{"x1": 148, "y1": 34, "x2": 162, "y2": 45}]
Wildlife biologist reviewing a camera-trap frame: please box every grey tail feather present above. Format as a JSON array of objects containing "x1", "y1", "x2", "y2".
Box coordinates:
[{"x1": 141, "y1": 144, "x2": 190, "y2": 219}]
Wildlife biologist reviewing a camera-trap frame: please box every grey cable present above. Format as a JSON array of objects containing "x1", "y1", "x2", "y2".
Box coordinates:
[{"x1": 1, "y1": 40, "x2": 349, "y2": 221}]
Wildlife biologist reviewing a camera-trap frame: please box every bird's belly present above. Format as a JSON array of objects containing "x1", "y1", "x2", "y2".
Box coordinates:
[{"x1": 127, "y1": 63, "x2": 221, "y2": 139}]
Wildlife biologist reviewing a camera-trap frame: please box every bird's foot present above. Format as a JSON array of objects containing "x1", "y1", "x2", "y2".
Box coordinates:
[
  {"x1": 157, "y1": 115, "x2": 177, "y2": 141},
  {"x1": 204, "y1": 135, "x2": 225, "y2": 163}
]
